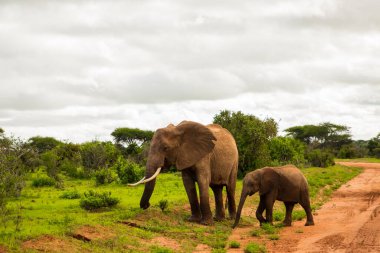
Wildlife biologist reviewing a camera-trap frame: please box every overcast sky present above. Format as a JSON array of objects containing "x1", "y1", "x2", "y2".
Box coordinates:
[{"x1": 0, "y1": 0, "x2": 379, "y2": 142}]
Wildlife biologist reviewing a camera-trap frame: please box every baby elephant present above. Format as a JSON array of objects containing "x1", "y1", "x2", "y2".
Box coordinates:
[{"x1": 233, "y1": 165, "x2": 314, "y2": 228}]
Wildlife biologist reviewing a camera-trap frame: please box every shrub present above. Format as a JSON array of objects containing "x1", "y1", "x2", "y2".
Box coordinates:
[
  {"x1": 32, "y1": 176, "x2": 56, "y2": 187},
  {"x1": 158, "y1": 199, "x2": 168, "y2": 212},
  {"x1": 150, "y1": 246, "x2": 173, "y2": 253},
  {"x1": 113, "y1": 156, "x2": 144, "y2": 184},
  {"x1": 268, "y1": 234, "x2": 279, "y2": 240},
  {"x1": 80, "y1": 141, "x2": 119, "y2": 173},
  {"x1": 250, "y1": 229, "x2": 261, "y2": 237},
  {"x1": 229, "y1": 241, "x2": 240, "y2": 248},
  {"x1": 94, "y1": 168, "x2": 115, "y2": 185},
  {"x1": 244, "y1": 242, "x2": 266, "y2": 253},
  {"x1": 269, "y1": 137, "x2": 306, "y2": 167},
  {"x1": 60, "y1": 190, "x2": 81, "y2": 199},
  {"x1": 40, "y1": 151, "x2": 59, "y2": 179},
  {"x1": 79, "y1": 190, "x2": 119, "y2": 210},
  {"x1": 213, "y1": 110, "x2": 278, "y2": 176},
  {"x1": 306, "y1": 149, "x2": 335, "y2": 167}
]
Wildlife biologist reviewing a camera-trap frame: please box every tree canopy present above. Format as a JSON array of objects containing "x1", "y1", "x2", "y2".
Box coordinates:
[
  {"x1": 213, "y1": 110, "x2": 278, "y2": 175},
  {"x1": 285, "y1": 122, "x2": 352, "y2": 150},
  {"x1": 368, "y1": 133, "x2": 380, "y2": 158},
  {"x1": 111, "y1": 128, "x2": 154, "y2": 146},
  {"x1": 28, "y1": 136, "x2": 62, "y2": 154}
]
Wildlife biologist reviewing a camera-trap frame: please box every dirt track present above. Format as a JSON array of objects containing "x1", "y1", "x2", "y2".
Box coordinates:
[{"x1": 228, "y1": 162, "x2": 380, "y2": 253}]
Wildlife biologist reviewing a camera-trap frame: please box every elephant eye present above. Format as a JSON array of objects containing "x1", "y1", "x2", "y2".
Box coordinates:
[{"x1": 163, "y1": 145, "x2": 170, "y2": 151}]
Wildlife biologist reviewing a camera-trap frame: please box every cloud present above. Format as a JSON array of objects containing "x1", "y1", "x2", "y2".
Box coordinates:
[{"x1": 0, "y1": 0, "x2": 379, "y2": 141}]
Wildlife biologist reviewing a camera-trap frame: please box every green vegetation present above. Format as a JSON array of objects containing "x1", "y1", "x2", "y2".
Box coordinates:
[
  {"x1": 31, "y1": 176, "x2": 56, "y2": 187},
  {"x1": 59, "y1": 190, "x2": 81, "y2": 199},
  {"x1": 114, "y1": 157, "x2": 144, "y2": 184},
  {"x1": 213, "y1": 110, "x2": 278, "y2": 175},
  {"x1": 94, "y1": 168, "x2": 116, "y2": 185},
  {"x1": 229, "y1": 240, "x2": 241, "y2": 248},
  {"x1": 0, "y1": 113, "x2": 375, "y2": 252},
  {"x1": 269, "y1": 137, "x2": 306, "y2": 167},
  {"x1": 336, "y1": 157, "x2": 380, "y2": 163},
  {"x1": 158, "y1": 199, "x2": 169, "y2": 212},
  {"x1": 0, "y1": 163, "x2": 364, "y2": 252},
  {"x1": 368, "y1": 133, "x2": 380, "y2": 158},
  {"x1": 79, "y1": 190, "x2": 120, "y2": 210},
  {"x1": 268, "y1": 234, "x2": 280, "y2": 240},
  {"x1": 244, "y1": 242, "x2": 267, "y2": 253}
]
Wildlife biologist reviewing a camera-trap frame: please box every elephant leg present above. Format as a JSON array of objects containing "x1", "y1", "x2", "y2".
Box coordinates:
[
  {"x1": 181, "y1": 170, "x2": 201, "y2": 222},
  {"x1": 198, "y1": 182, "x2": 213, "y2": 225},
  {"x1": 226, "y1": 179, "x2": 237, "y2": 219},
  {"x1": 211, "y1": 185, "x2": 225, "y2": 221},
  {"x1": 283, "y1": 202, "x2": 295, "y2": 226},
  {"x1": 264, "y1": 193, "x2": 276, "y2": 225},
  {"x1": 300, "y1": 196, "x2": 315, "y2": 226},
  {"x1": 256, "y1": 195, "x2": 267, "y2": 225}
]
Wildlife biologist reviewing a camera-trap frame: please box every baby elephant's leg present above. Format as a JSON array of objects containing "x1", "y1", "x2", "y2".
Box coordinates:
[
  {"x1": 283, "y1": 202, "x2": 295, "y2": 226},
  {"x1": 256, "y1": 195, "x2": 266, "y2": 225}
]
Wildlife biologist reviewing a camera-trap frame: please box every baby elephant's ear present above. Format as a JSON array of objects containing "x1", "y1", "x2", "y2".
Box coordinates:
[
  {"x1": 259, "y1": 169, "x2": 277, "y2": 195},
  {"x1": 175, "y1": 121, "x2": 216, "y2": 170}
]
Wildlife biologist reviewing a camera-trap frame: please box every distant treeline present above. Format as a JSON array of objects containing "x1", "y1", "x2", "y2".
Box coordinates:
[{"x1": 1, "y1": 109, "x2": 380, "y2": 184}]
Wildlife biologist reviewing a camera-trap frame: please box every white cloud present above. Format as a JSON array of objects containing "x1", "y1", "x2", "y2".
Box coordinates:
[{"x1": 0, "y1": 0, "x2": 379, "y2": 141}]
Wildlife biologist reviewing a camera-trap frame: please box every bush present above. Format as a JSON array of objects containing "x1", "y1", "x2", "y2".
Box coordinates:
[
  {"x1": 306, "y1": 149, "x2": 335, "y2": 167},
  {"x1": 244, "y1": 242, "x2": 266, "y2": 253},
  {"x1": 32, "y1": 176, "x2": 56, "y2": 187},
  {"x1": 150, "y1": 246, "x2": 173, "y2": 253},
  {"x1": 229, "y1": 241, "x2": 240, "y2": 248},
  {"x1": 94, "y1": 168, "x2": 115, "y2": 185},
  {"x1": 80, "y1": 141, "x2": 119, "y2": 173},
  {"x1": 158, "y1": 199, "x2": 168, "y2": 212},
  {"x1": 79, "y1": 190, "x2": 119, "y2": 210},
  {"x1": 40, "y1": 151, "x2": 59, "y2": 179},
  {"x1": 269, "y1": 137, "x2": 306, "y2": 167},
  {"x1": 60, "y1": 190, "x2": 81, "y2": 199},
  {"x1": 213, "y1": 110, "x2": 278, "y2": 175},
  {"x1": 113, "y1": 156, "x2": 144, "y2": 184}
]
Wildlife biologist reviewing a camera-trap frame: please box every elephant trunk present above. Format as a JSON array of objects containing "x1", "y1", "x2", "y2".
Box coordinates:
[
  {"x1": 232, "y1": 189, "x2": 248, "y2": 228},
  {"x1": 139, "y1": 157, "x2": 163, "y2": 209}
]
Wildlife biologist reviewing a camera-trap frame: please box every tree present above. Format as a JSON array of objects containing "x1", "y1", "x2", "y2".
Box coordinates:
[
  {"x1": 285, "y1": 122, "x2": 352, "y2": 153},
  {"x1": 80, "y1": 141, "x2": 120, "y2": 173},
  {"x1": 111, "y1": 128, "x2": 154, "y2": 146},
  {"x1": 213, "y1": 110, "x2": 278, "y2": 175},
  {"x1": 269, "y1": 137, "x2": 306, "y2": 167},
  {"x1": 0, "y1": 133, "x2": 30, "y2": 229},
  {"x1": 368, "y1": 133, "x2": 380, "y2": 158},
  {"x1": 0, "y1": 128, "x2": 3, "y2": 134},
  {"x1": 28, "y1": 136, "x2": 62, "y2": 154}
]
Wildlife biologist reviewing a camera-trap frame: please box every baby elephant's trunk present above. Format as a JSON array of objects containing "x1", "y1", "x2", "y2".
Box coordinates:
[{"x1": 232, "y1": 190, "x2": 248, "y2": 228}]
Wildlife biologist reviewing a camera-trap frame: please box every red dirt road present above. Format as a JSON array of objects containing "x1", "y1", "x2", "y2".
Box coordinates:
[{"x1": 228, "y1": 162, "x2": 380, "y2": 253}]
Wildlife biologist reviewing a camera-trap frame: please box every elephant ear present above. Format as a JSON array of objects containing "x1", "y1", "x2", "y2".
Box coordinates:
[
  {"x1": 259, "y1": 168, "x2": 278, "y2": 195},
  {"x1": 175, "y1": 121, "x2": 216, "y2": 170}
]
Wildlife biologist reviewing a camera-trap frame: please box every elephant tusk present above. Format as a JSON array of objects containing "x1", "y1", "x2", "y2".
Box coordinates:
[
  {"x1": 127, "y1": 177, "x2": 146, "y2": 186},
  {"x1": 141, "y1": 167, "x2": 162, "y2": 184}
]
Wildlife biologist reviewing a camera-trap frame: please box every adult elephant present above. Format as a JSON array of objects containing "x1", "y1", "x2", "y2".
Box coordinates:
[
  {"x1": 129, "y1": 121, "x2": 238, "y2": 225},
  {"x1": 233, "y1": 165, "x2": 314, "y2": 228}
]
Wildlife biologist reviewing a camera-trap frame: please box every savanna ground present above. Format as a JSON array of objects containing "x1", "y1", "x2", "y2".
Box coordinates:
[
  {"x1": 229, "y1": 161, "x2": 380, "y2": 253},
  {"x1": 0, "y1": 162, "x2": 372, "y2": 253}
]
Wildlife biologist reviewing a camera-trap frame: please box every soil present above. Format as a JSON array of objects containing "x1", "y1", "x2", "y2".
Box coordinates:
[
  {"x1": 73, "y1": 225, "x2": 116, "y2": 241},
  {"x1": 227, "y1": 162, "x2": 380, "y2": 253},
  {"x1": 150, "y1": 236, "x2": 181, "y2": 251},
  {"x1": 22, "y1": 235, "x2": 81, "y2": 253}
]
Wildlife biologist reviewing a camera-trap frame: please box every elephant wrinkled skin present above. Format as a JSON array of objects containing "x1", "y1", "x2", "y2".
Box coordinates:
[
  {"x1": 233, "y1": 165, "x2": 315, "y2": 228},
  {"x1": 136, "y1": 121, "x2": 239, "y2": 225}
]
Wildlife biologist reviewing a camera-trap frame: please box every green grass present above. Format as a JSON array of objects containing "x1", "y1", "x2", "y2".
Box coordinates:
[
  {"x1": 244, "y1": 242, "x2": 267, "y2": 253},
  {"x1": 335, "y1": 157, "x2": 380, "y2": 163},
  {"x1": 229, "y1": 240, "x2": 240, "y2": 248},
  {"x1": 268, "y1": 234, "x2": 279, "y2": 240},
  {"x1": 0, "y1": 164, "x2": 363, "y2": 252}
]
